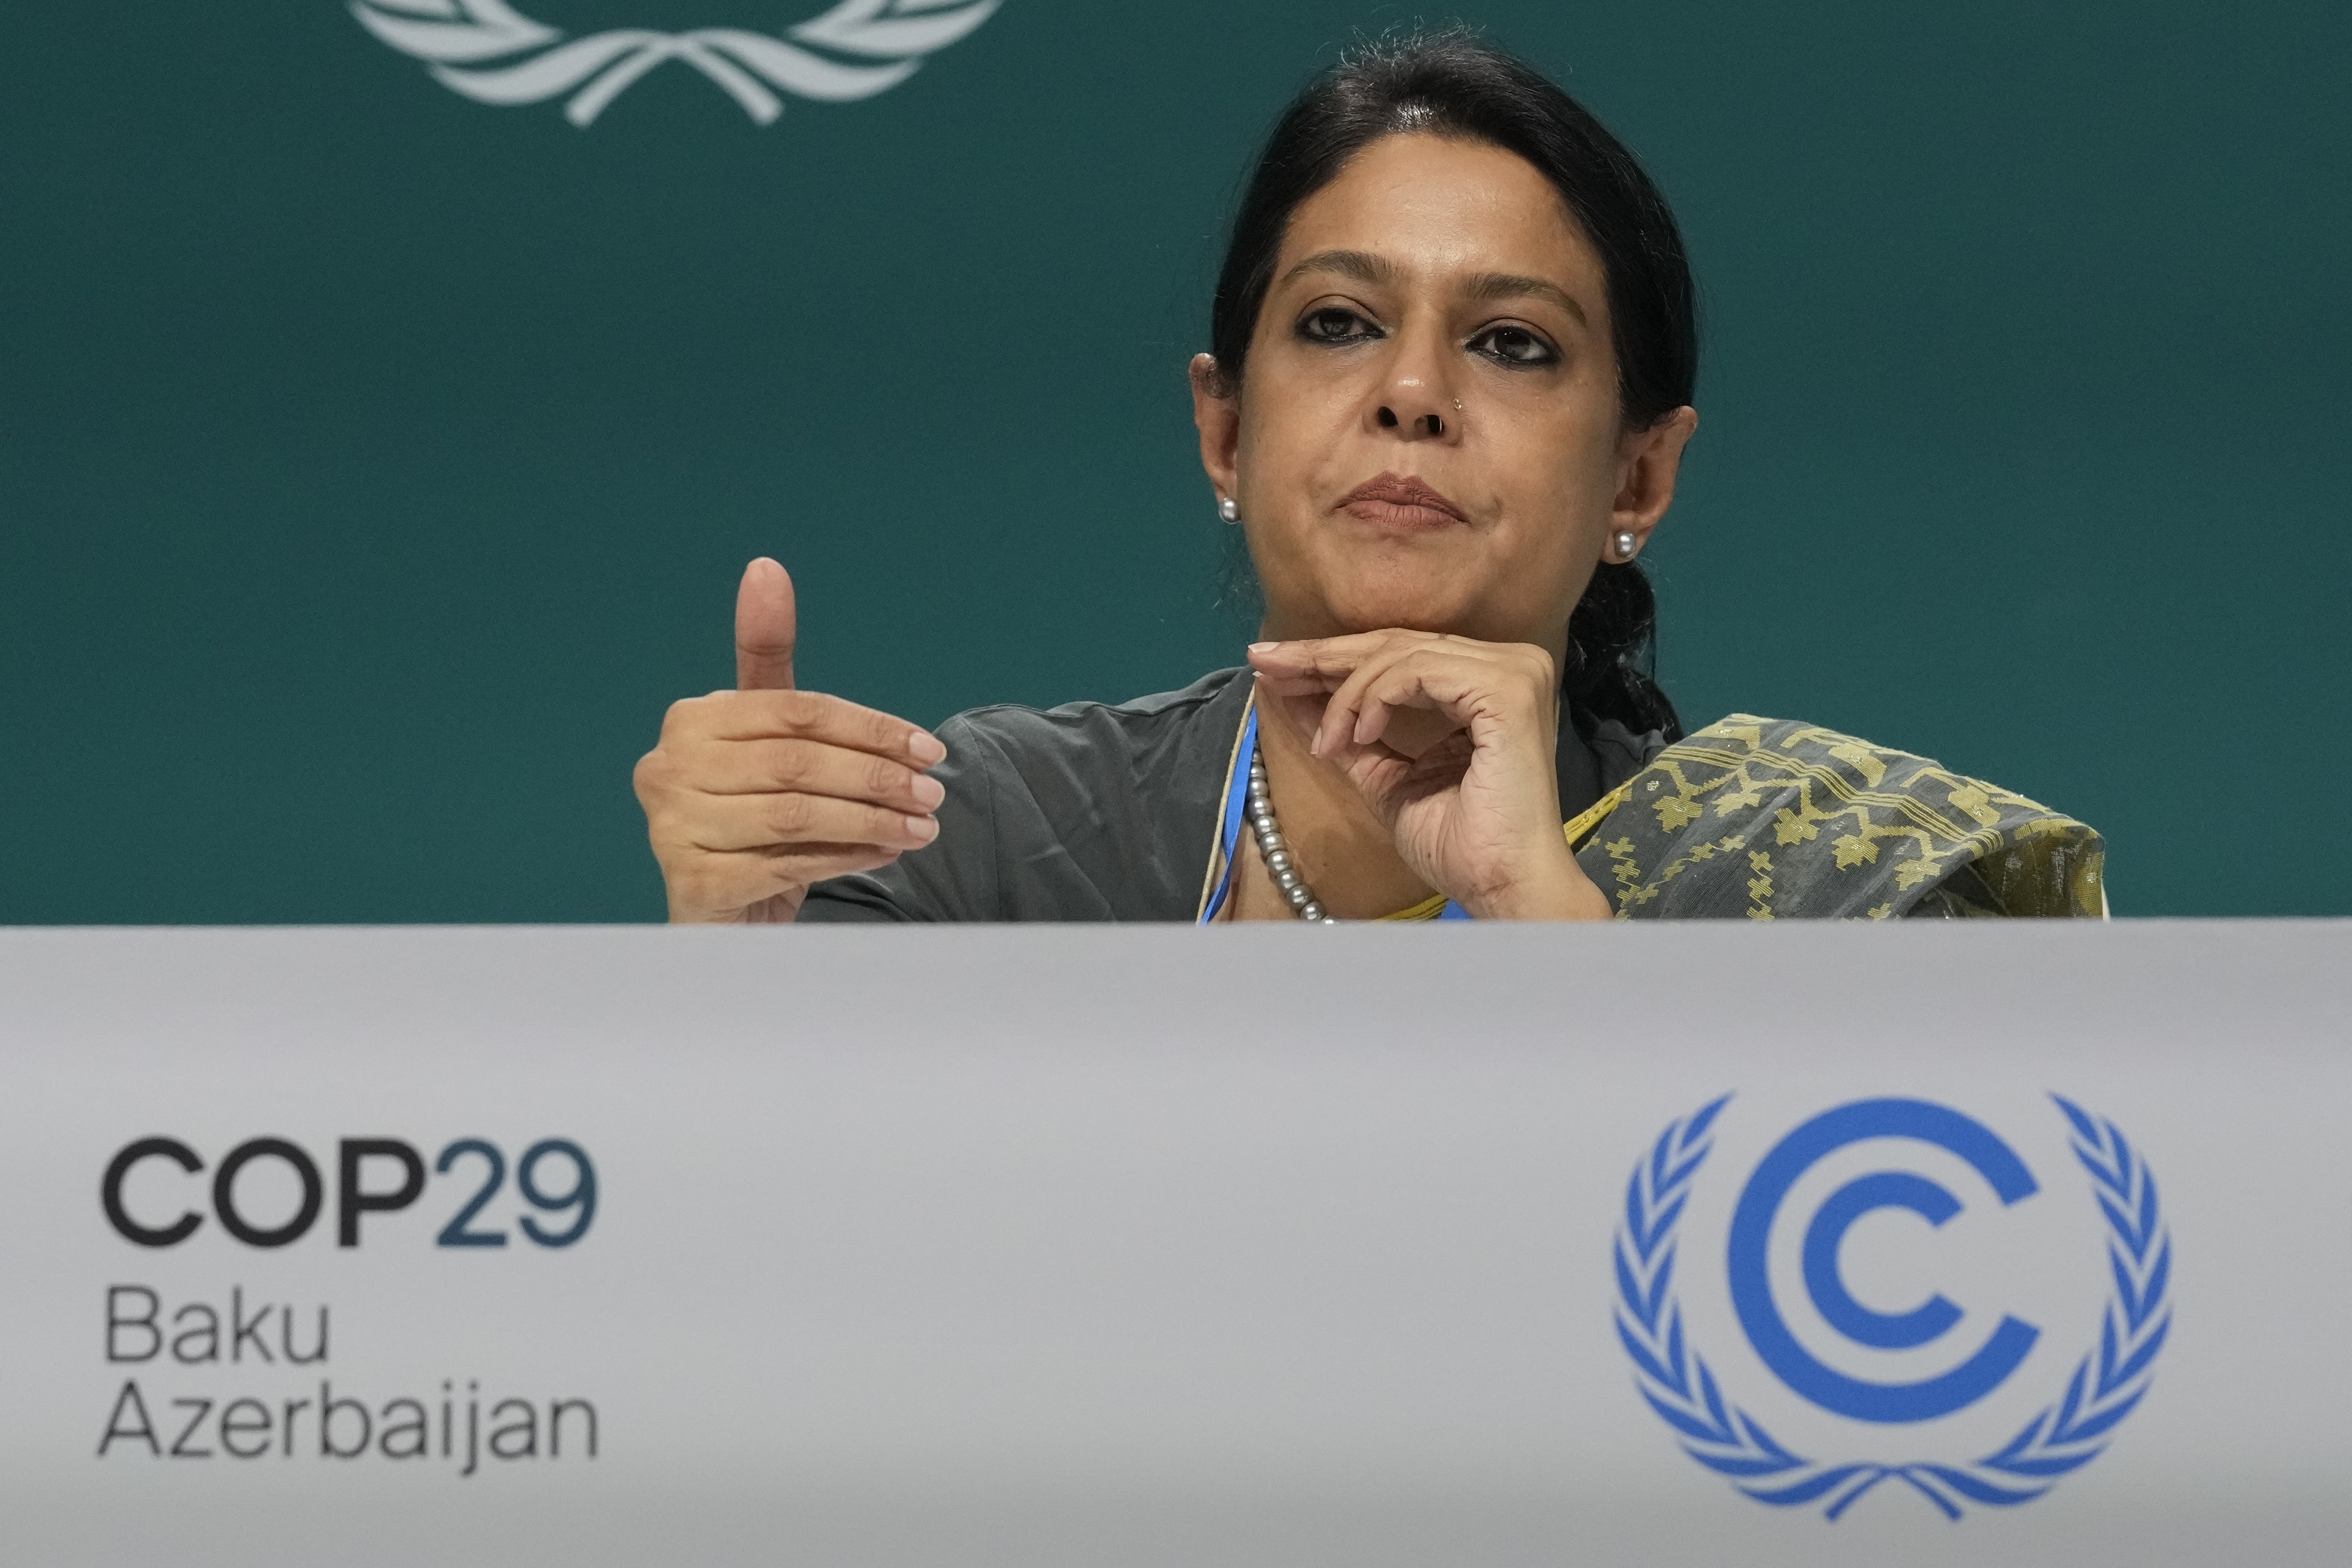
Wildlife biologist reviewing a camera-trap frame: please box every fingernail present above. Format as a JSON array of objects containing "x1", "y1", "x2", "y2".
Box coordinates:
[
  {"x1": 912, "y1": 775, "x2": 945, "y2": 809},
  {"x1": 1248, "y1": 641, "x2": 1280, "y2": 652},
  {"x1": 909, "y1": 731, "x2": 946, "y2": 765},
  {"x1": 905, "y1": 814, "x2": 938, "y2": 841}
]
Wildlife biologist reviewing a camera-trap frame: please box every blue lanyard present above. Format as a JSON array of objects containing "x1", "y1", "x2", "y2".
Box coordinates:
[
  {"x1": 1199, "y1": 702, "x2": 1470, "y2": 923},
  {"x1": 1198, "y1": 705, "x2": 1257, "y2": 923}
]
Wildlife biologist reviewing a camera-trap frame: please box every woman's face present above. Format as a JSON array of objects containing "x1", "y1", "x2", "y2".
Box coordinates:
[{"x1": 1193, "y1": 133, "x2": 1695, "y2": 659}]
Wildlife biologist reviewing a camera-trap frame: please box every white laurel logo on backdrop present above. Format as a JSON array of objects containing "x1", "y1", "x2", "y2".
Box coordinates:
[{"x1": 350, "y1": 0, "x2": 1000, "y2": 127}]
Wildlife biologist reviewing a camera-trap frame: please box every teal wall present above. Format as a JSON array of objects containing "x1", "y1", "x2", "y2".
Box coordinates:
[{"x1": 4, "y1": 3, "x2": 2346, "y2": 922}]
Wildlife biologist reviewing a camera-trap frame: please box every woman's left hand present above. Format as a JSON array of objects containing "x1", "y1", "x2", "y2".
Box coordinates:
[{"x1": 1247, "y1": 632, "x2": 1612, "y2": 920}]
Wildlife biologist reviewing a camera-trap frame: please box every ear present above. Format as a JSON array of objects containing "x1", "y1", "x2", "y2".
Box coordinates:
[
  {"x1": 1611, "y1": 406, "x2": 1699, "y2": 552},
  {"x1": 1189, "y1": 353, "x2": 1240, "y2": 506}
]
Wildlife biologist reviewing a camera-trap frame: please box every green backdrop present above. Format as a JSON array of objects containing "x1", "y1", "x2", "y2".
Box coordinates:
[{"x1": 4, "y1": 2, "x2": 2346, "y2": 922}]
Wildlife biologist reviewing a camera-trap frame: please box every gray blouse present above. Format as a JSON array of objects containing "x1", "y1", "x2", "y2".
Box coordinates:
[{"x1": 799, "y1": 666, "x2": 1665, "y2": 923}]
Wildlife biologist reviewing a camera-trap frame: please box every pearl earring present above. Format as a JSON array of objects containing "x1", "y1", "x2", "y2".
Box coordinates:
[
  {"x1": 1612, "y1": 529, "x2": 1639, "y2": 561},
  {"x1": 1219, "y1": 497, "x2": 1240, "y2": 525}
]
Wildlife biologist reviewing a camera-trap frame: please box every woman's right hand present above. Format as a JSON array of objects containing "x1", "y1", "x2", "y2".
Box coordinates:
[{"x1": 633, "y1": 558, "x2": 947, "y2": 923}]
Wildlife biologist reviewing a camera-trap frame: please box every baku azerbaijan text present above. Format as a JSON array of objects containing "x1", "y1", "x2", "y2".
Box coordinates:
[{"x1": 96, "y1": 1286, "x2": 597, "y2": 1476}]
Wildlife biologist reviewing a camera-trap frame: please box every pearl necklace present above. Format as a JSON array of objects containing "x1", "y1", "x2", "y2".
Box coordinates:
[{"x1": 1244, "y1": 749, "x2": 1338, "y2": 923}]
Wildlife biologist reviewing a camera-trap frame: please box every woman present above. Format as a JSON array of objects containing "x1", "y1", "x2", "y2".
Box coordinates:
[{"x1": 634, "y1": 33, "x2": 2103, "y2": 924}]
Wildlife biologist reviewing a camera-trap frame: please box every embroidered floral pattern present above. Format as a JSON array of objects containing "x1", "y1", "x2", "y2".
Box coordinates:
[{"x1": 1569, "y1": 715, "x2": 2104, "y2": 920}]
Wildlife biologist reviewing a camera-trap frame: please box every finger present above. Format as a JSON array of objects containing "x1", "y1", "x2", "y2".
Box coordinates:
[
  {"x1": 754, "y1": 843, "x2": 910, "y2": 884},
  {"x1": 1247, "y1": 637, "x2": 1402, "y2": 714},
  {"x1": 1316, "y1": 641, "x2": 1440, "y2": 756},
  {"x1": 735, "y1": 557, "x2": 798, "y2": 692},
  {"x1": 1349, "y1": 639, "x2": 1541, "y2": 745},
  {"x1": 1349, "y1": 653, "x2": 1459, "y2": 747},
  {"x1": 1249, "y1": 668, "x2": 1349, "y2": 698},
  {"x1": 697, "y1": 689, "x2": 946, "y2": 764},
  {"x1": 1362, "y1": 648, "x2": 1531, "y2": 749},
  {"x1": 1246, "y1": 632, "x2": 1415, "y2": 683},
  {"x1": 680, "y1": 792, "x2": 941, "y2": 855},
  {"x1": 1358, "y1": 648, "x2": 1555, "y2": 763},
  {"x1": 1358, "y1": 698, "x2": 1467, "y2": 759},
  {"x1": 1250, "y1": 632, "x2": 1452, "y2": 729},
  {"x1": 688, "y1": 738, "x2": 947, "y2": 813},
  {"x1": 673, "y1": 842, "x2": 907, "y2": 916},
  {"x1": 1309, "y1": 730, "x2": 1425, "y2": 829}
]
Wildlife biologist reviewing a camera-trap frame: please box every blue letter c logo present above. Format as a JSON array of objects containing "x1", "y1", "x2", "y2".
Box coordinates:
[{"x1": 1728, "y1": 1099, "x2": 2041, "y2": 1424}]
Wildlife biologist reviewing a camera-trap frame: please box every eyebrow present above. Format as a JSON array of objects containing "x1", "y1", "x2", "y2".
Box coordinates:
[
  {"x1": 1464, "y1": 271, "x2": 1589, "y2": 327},
  {"x1": 1277, "y1": 249, "x2": 1397, "y2": 291},
  {"x1": 1276, "y1": 250, "x2": 1590, "y2": 327}
]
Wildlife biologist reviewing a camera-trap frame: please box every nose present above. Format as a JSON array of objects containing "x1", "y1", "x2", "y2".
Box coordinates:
[
  {"x1": 1375, "y1": 405, "x2": 1452, "y2": 437},
  {"x1": 1368, "y1": 326, "x2": 1459, "y2": 442}
]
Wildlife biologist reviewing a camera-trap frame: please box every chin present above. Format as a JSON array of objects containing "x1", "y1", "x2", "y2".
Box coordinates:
[
  {"x1": 1299, "y1": 534, "x2": 1498, "y2": 628},
  {"x1": 1320, "y1": 582, "x2": 1484, "y2": 639}
]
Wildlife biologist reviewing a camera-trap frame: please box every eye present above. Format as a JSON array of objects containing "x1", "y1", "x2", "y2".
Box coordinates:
[
  {"x1": 1296, "y1": 306, "x2": 1381, "y2": 345},
  {"x1": 1469, "y1": 324, "x2": 1559, "y2": 367}
]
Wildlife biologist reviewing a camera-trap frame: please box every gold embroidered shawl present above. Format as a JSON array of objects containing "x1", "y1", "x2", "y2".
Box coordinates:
[{"x1": 1563, "y1": 715, "x2": 2104, "y2": 920}]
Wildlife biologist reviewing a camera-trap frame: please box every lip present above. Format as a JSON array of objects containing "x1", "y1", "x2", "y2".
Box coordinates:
[{"x1": 1335, "y1": 472, "x2": 1470, "y2": 530}]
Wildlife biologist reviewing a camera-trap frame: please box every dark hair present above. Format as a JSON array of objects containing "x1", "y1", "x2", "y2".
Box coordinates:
[{"x1": 1209, "y1": 30, "x2": 1694, "y2": 740}]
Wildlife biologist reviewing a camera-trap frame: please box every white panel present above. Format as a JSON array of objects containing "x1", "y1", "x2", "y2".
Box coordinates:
[{"x1": 0, "y1": 922, "x2": 2344, "y2": 1566}]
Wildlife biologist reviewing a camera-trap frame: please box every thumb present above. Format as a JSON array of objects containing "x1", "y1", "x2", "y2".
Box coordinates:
[{"x1": 734, "y1": 557, "x2": 797, "y2": 691}]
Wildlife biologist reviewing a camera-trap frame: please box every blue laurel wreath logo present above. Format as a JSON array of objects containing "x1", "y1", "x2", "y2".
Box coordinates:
[{"x1": 1612, "y1": 1094, "x2": 2172, "y2": 1519}]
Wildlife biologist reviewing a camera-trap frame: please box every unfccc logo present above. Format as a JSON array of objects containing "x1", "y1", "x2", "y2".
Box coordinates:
[
  {"x1": 1614, "y1": 1096, "x2": 2174, "y2": 1519},
  {"x1": 351, "y1": 0, "x2": 1000, "y2": 129}
]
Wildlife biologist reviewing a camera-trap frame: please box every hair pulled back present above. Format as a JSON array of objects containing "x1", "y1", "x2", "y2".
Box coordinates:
[{"x1": 1210, "y1": 30, "x2": 1694, "y2": 740}]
